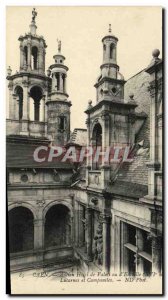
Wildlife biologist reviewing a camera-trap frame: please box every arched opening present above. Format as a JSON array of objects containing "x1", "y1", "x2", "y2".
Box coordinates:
[
  {"x1": 31, "y1": 46, "x2": 38, "y2": 70},
  {"x1": 92, "y1": 123, "x2": 102, "y2": 170},
  {"x1": 8, "y1": 207, "x2": 34, "y2": 253},
  {"x1": 15, "y1": 86, "x2": 23, "y2": 120},
  {"x1": 30, "y1": 86, "x2": 43, "y2": 121},
  {"x1": 58, "y1": 115, "x2": 67, "y2": 131},
  {"x1": 24, "y1": 46, "x2": 28, "y2": 66},
  {"x1": 110, "y1": 43, "x2": 115, "y2": 59},
  {"x1": 44, "y1": 204, "x2": 71, "y2": 248},
  {"x1": 55, "y1": 73, "x2": 60, "y2": 90}
]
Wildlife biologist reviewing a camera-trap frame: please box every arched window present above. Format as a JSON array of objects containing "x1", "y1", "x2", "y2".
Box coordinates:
[
  {"x1": 45, "y1": 204, "x2": 71, "y2": 248},
  {"x1": 31, "y1": 46, "x2": 38, "y2": 70},
  {"x1": 8, "y1": 207, "x2": 34, "y2": 253},
  {"x1": 58, "y1": 115, "x2": 66, "y2": 130},
  {"x1": 30, "y1": 86, "x2": 43, "y2": 121},
  {"x1": 55, "y1": 73, "x2": 60, "y2": 90},
  {"x1": 15, "y1": 86, "x2": 23, "y2": 120},
  {"x1": 110, "y1": 43, "x2": 115, "y2": 59},
  {"x1": 92, "y1": 123, "x2": 102, "y2": 170}
]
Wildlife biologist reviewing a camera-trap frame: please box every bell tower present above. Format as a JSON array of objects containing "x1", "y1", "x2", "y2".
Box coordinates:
[
  {"x1": 85, "y1": 26, "x2": 137, "y2": 189},
  {"x1": 95, "y1": 24, "x2": 125, "y2": 102},
  {"x1": 46, "y1": 40, "x2": 71, "y2": 145},
  {"x1": 6, "y1": 8, "x2": 50, "y2": 137}
]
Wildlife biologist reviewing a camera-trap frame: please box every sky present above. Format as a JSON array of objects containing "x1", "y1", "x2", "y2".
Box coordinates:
[{"x1": 6, "y1": 6, "x2": 162, "y2": 130}]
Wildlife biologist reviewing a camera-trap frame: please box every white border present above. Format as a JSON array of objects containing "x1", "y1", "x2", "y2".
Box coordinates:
[{"x1": 1, "y1": 0, "x2": 167, "y2": 299}]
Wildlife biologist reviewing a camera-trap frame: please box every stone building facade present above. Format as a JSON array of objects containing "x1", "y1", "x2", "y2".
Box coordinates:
[{"x1": 7, "y1": 9, "x2": 163, "y2": 275}]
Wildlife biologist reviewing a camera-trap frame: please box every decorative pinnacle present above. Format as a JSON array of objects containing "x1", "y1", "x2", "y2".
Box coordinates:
[
  {"x1": 109, "y1": 24, "x2": 111, "y2": 33},
  {"x1": 32, "y1": 8, "x2": 37, "y2": 22},
  {"x1": 57, "y1": 39, "x2": 61, "y2": 53},
  {"x1": 152, "y1": 49, "x2": 160, "y2": 58}
]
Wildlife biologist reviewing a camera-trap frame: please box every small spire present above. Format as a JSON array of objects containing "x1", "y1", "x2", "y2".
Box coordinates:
[
  {"x1": 32, "y1": 8, "x2": 37, "y2": 23},
  {"x1": 57, "y1": 39, "x2": 61, "y2": 53},
  {"x1": 109, "y1": 24, "x2": 111, "y2": 33}
]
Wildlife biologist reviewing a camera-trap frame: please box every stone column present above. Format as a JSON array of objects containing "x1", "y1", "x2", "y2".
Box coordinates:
[
  {"x1": 8, "y1": 82, "x2": 14, "y2": 119},
  {"x1": 78, "y1": 205, "x2": 84, "y2": 247},
  {"x1": 38, "y1": 46, "x2": 44, "y2": 73},
  {"x1": 86, "y1": 207, "x2": 93, "y2": 260},
  {"x1": 152, "y1": 235, "x2": 162, "y2": 274},
  {"x1": 34, "y1": 219, "x2": 45, "y2": 250},
  {"x1": 63, "y1": 74, "x2": 67, "y2": 93},
  {"x1": 102, "y1": 214, "x2": 111, "y2": 272},
  {"x1": 20, "y1": 44, "x2": 24, "y2": 71},
  {"x1": 42, "y1": 95, "x2": 46, "y2": 122},
  {"x1": 22, "y1": 82, "x2": 29, "y2": 120},
  {"x1": 101, "y1": 111, "x2": 110, "y2": 164},
  {"x1": 59, "y1": 73, "x2": 63, "y2": 92},
  {"x1": 27, "y1": 41, "x2": 31, "y2": 71}
]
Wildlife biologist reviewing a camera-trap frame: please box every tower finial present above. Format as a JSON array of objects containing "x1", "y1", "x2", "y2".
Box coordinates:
[
  {"x1": 57, "y1": 39, "x2": 61, "y2": 53},
  {"x1": 109, "y1": 24, "x2": 111, "y2": 33},
  {"x1": 32, "y1": 8, "x2": 37, "y2": 22}
]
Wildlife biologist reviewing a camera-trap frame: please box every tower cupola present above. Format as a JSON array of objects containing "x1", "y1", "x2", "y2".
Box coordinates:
[
  {"x1": 18, "y1": 8, "x2": 47, "y2": 74},
  {"x1": 95, "y1": 25, "x2": 125, "y2": 102},
  {"x1": 46, "y1": 40, "x2": 71, "y2": 145},
  {"x1": 49, "y1": 40, "x2": 69, "y2": 101}
]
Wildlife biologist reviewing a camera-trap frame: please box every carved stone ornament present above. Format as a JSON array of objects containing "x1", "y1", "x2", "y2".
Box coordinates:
[
  {"x1": 36, "y1": 200, "x2": 45, "y2": 207},
  {"x1": 20, "y1": 174, "x2": 28, "y2": 183},
  {"x1": 93, "y1": 222, "x2": 103, "y2": 265}
]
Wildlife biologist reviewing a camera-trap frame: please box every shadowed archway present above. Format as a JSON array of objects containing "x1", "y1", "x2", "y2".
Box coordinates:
[
  {"x1": 8, "y1": 207, "x2": 34, "y2": 253},
  {"x1": 44, "y1": 204, "x2": 71, "y2": 248}
]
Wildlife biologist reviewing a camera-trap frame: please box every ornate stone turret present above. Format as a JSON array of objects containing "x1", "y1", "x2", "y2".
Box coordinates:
[
  {"x1": 18, "y1": 8, "x2": 47, "y2": 74},
  {"x1": 85, "y1": 26, "x2": 137, "y2": 189},
  {"x1": 6, "y1": 8, "x2": 50, "y2": 137},
  {"x1": 95, "y1": 24, "x2": 125, "y2": 102},
  {"x1": 46, "y1": 40, "x2": 71, "y2": 145},
  {"x1": 49, "y1": 40, "x2": 68, "y2": 101}
]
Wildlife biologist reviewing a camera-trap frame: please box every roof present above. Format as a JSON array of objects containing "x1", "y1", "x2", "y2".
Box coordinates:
[
  {"x1": 125, "y1": 69, "x2": 151, "y2": 148},
  {"x1": 116, "y1": 148, "x2": 149, "y2": 186},
  {"x1": 106, "y1": 180, "x2": 148, "y2": 199},
  {"x1": 108, "y1": 145, "x2": 149, "y2": 198},
  {"x1": 6, "y1": 142, "x2": 73, "y2": 169},
  {"x1": 68, "y1": 128, "x2": 87, "y2": 146}
]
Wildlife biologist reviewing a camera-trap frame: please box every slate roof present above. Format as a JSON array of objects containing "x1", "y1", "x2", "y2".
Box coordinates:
[
  {"x1": 68, "y1": 128, "x2": 87, "y2": 146},
  {"x1": 6, "y1": 142, "x2": 73, "y2": 169},
  {"x1": 106, "y1": 181, "x2": 148, "y2": 199},
  {"x1": 125, "y1": 69, "x2": 151, "y2": 148},
  {"x1": 108, "y1": 69, "x2": 151, "y2": 197}
]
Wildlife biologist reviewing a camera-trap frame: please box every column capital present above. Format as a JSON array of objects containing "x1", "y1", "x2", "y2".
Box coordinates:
[
  {"x1": 100, "y1": 213, "x2": 111, "y2": 224},
  {"x1": 34, "y1": 218, "x2": 45, "y2": 226}
]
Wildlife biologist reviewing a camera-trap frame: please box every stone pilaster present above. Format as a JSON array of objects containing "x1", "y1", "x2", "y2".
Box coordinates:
[
  {"x1": 152, "y1": 235, "x2": 162, "y2": 274},
  {"x1": 38, "y1": 45, "x2": 44, "y2": 73},
  {"x1": 8, "y1": 82, "x2": 14, "y2": 119},
  {"x1": 22, "y1": 81, "x2": 29, "y2": 120},
  {"x1": 34, "y1": 219, "x2": 45, "y2": 250},
  {"x1": 101, "y1": 214, "x2": 111, "y2": 272},
  {"x1": 86, "y1": 207, "x2": 93, "y2": 260},
  {"x1": 20, "y1": 44, "x2": 24, "y2": 71},
  {"x1": 27, "y1": 41, "x2": 31, "y2": 71}
]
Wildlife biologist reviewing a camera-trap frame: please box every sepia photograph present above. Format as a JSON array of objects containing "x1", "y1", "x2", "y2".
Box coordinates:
[{"x1": 6, "y1": 6, "x2": 163, "y2": 295}]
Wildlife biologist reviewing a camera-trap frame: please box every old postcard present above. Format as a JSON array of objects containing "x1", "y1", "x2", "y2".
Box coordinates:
[{"x1": 6, "y1": 6, "x2": 163, "y2": 295}]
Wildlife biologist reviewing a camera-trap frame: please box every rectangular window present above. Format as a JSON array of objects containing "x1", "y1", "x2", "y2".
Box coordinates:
[{"x1": 121, "y1": 222, "x2": 152, "y2": 276}]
